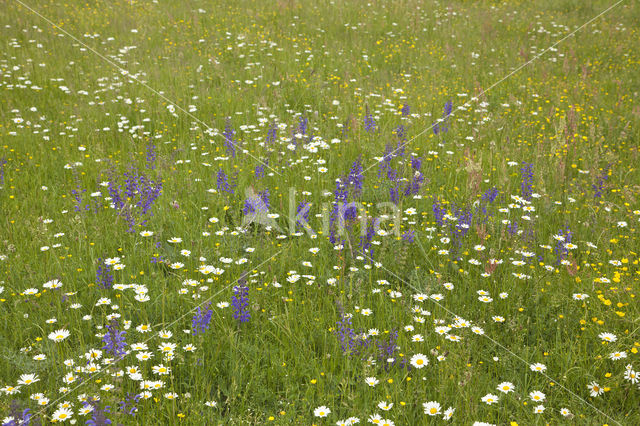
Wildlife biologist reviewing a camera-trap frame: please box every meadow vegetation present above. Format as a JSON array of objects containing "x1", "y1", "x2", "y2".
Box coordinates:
[{"x1": 1, "y1": 0, "x2": 639, "y2": 424}]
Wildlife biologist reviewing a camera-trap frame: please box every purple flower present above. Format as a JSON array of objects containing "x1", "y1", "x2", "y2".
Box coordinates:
[
  {"x1": 255, "y1": 163, "x2": 266, "y2": 180},
  {"x1": 70, "y1": 170, "x2": 86, "y2": 212},
  {"x1": 520, "y1": 162, "x2": 534, "y2": 201},
  {"x1": 334, "y1": 178, "x2": 348, "y2": 204},
  {"x1": 401, "y1": 103, "x2": 410, "y2": 117},
  {"x1": 360, "y1": 217, "x2": 380, "y2": 258},
  {"x1": 223, "y1": 118, "x2": 237, "y2": 157},
  {"x1": 5, "y1": 400, "x2": 35, "y2": 426},
  {"x1": 297, "y1": 116, "x2": 308, "y2": 136},
  {"x1": 123, "y1": 167, "x2": 139, "y2": 199},
  {"x1": 134, "y1": 174, "x2": 162, "y2": 216},
  {"x1": 296, "y1": 200, "x2": 311, "y2": 229},
  {"x1": 389, "y1": 181, "x2": 401, "y2": 204},
  {"x1": 105, "y1": 164, "x2": 162, "y2": 231},
  {"x1": 411, "y1": 156, "x2": 423, "y2": 171},
  {"x1": 146, "y1": 142, "x2": 157, "y2": 170},
  {"x1": 216, "y1": 169, "x2": 234, "y2": 194},
  {"x1": 404, "y1": 172, "x2": 425, "y2": 197},
  {"x1": 376, "y1": 329, "x2": 404, "y2": 371},
  {"x1": 117, "y1": 393, "x2": 140, "y2": 417},
  {"x1": 432, "y1": 200, "x2": 446, "y2": 227},
  {"x1": 402, "y1": 230, "x2": 415, "y2": 243},
  {"x1": 481, "y1": 187, "x2": 498, "y2": 204},
  {"x1": 96, "y1": 259, "x2": 114, "y2": 289},
  {"x1": 192, "y1": 302, "x2": 213, "y2": 335},
  {"x1": 0, "y1": 157, "x2": 6, "y2": 186},
  {"x1": 364, "y1": 106, "x2": 376, "y2": 132},
  {"x1": 347, "y1": 158, "x2": 364, "y2": 197},
  {"x1": 106, "y1": 169, "x2": 124, "y2": 210},
  {"x1": 84, "y1": 400, "x2": 112, "y2": 426},
  {"x1": 231, "y1": 275, "x2": 250, "y2": 323},
  {"x1": 341, "y1": 203, "x2": 358, "y2": 222},
  {"x1": 335, "y1": 314, "x2": 357, "y2": 353},
  {"x1": 443, "y1": 100, "x2": 453, "y2": 117},
  {"x1": 377, "y1": 329, "x2": 398, "y2": 359},
  {"x1": 592, "y1": 163, "x2": 611, "y2": 198},
  {"x1": 259, "y1": 189, "x2": 270, "y2": 209},
  {"x1": 266, "y1": 121, "x2": 277, "y2": 144},
  {"x1": 554, "y1": 226, "x2": 573, "y2": 264},
  {"x1": 243, "y1": 190, "x2": 269, "y2": 216},
  {"x1": 334, "y1": 305, "x2": 369, "y2": 358},
  {"x1": 378, "y1": 144, "x2": 394, "y2": 177},
  {"x1": 450, "y1": 206, "x2": 473, "y2": 241},
  {"x1": 102, "y1": 319, "x2": 127, "y2": 358},
  {"x1": 433, "y1": 100, "x2": 453, "y2": 135}
]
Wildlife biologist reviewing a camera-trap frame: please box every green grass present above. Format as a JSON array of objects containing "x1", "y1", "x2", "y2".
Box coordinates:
[{"x1": 1, "y1": 0, "x2": 639, "y2": 424}]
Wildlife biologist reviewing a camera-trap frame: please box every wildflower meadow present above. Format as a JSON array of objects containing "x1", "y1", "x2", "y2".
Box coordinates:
[{"x1": 1, "y1": 0, "x2": 639, "y2": 424}]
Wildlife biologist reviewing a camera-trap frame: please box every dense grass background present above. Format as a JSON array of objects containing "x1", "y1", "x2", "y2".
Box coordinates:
[{"x1": 1, "y1": 0, "x2": 639, "y2": 424}]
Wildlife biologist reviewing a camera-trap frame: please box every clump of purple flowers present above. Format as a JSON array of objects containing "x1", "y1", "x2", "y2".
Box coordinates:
[
  {"x1": 84, "y1": 399, "x2": 113, "y2": 426},
  {"x1": 231, "y1": 274, "x2": 250, "y2": 323},
  {"x1": 389, "y1": 173, "x2": 401, "y2": 204},
  {"x1": 329, "y1": 177, "x2": 351, "y2": 244},
  {"x1": 346, "y1": 158, "x2": 364, "y2": 198},
  {"x1": 378, "y1": 144, "x2": 395, "y2": 178},
  {"x1": 335, "y1": 315, "x2": 367, "y2": 356},
  {"x1": 0, "y1": 157, "x2": 6, "y2": 187},
  {"x1": 334, "y1": 302, "x2": 369, "y2": 358},
  {"x1": 223, "y1": 118, "x2": 237, "y2": 157},
  {"x1": 70, "y1": 175, "x2": 87, "y2": 213},
  {"x1": 360, "y1": 217, "x2": 380, "y2": 259},
  {"x1": 4, "y1": 400, "x2": 38, "y2": 426},
  {"x1": 216, "y1": 169, "x2": 235, "y2": 194},
  {"x1": 146, "y1": 141, "x2": 157, "y2": 170},
  {"x1": 96, "y1": 258, "x2": 114, "y2": 289},
  {"x1": 243, "y1": 190, "x2": 270, "y2": 216},
  {"x1": 117, "y1": 393, "x2": 141, "y2": 417},
  {"x1": 592, "y1": 163, "x2": 611, "y2": 198},
  {"x1": 476, "y1": 187, "x2": 499, "y2": 222},
  {"x1": 376, "y1": 329, "x2": 407, "y2": 371},
  {"x1": 69, "y1": 166, "x2": 102, "y2": 213},
  {"x1": 192, "y1": 302, "x2": 213, "y2": 335},
  {"x1": 447, "y1": 205, "x2": 473, "y2": 258},
  {"x1": 481, "y1": 187, "x2": 499, "y2": 205},
  {"x1": 105, "y1": 164, "x2": 162, "y2": 232},
  {"x1": 380, "y1": 153, "x2": 426, "y2": 205},
  {"x1": 402, "y1": 230, "x2": 415, "y2": 243},
  {"x1": 297, "y1": 115, "x2": 308, "y2": 136},
  {"x1": 520, "y1": 162, "x2": 534, "y2": 201},
  {"x1": 364, "y1": 106, "x2": 376, "y2": 132},
  {"x1": 255, "y1": 163, "x2": 267, "y2": 180},
  {"x1": 102, "y1": 318, "x2": 127, "y2": 358},
  {"x1": 432, "y1": 200, "x2": 446, "y2": 227},
  {"x1": 403, "y1": 156, "x2": 425, "y2": 197},
  {"x1": 554, "y1": 226, "x2": 573, "y2": 265},
  {"x1": 266, "y1": 121, "x2": 277, "y2": 144},
  {"x1": 295, "y1": 200, "x2": 311, "y2": 230},
  {"x1": 395, "y1": 125, "x2": 406, "y2": 156},
  {"x1": 433, "y1": 100, "x2": 453, "y2": 135}
]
